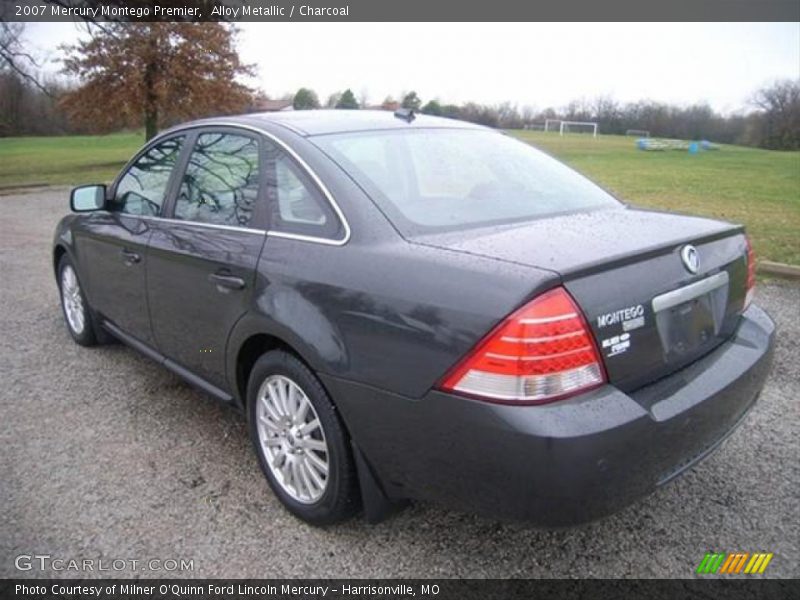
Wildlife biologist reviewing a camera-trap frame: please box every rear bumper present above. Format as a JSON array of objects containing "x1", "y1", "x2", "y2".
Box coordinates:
[{"x1": 322, "y1": 304, "x2": 775, "y2": 526}]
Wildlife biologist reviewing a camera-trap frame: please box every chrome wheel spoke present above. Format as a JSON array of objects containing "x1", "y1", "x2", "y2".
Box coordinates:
[
  {"x1": 280, "y1": 459, "x2": 294, "y2": 487},
  {"x1": 293, "y1": 396, "x2": 310, "y2": 424},
  {"x1": 261, "y1": 396, "x2": 282, "y2": 423},
  {"x1": 258, "y1": 413, "x2": 279, "y2": 431},
  {"x1": 287, "y1": 385, "x2": 300, "y2": 418},
  {"x1": 267, "y1": 381, "x2": 284, "y2": 416},
  {"x1": 292, "y1": 461, "x2": 307, "y2": 498},
  {"x1": 298, "y1": 460, "x2": 317, "y2": 497},
  {"x1": 278, "y1": 380, "x2": 290, "y2": 415},
  {"x1": 303, "y1": 456, "x2": 325, "y2": 489},
  {"x1": 297, "y1": 419, "x2": 320, "y2": 436},
  {"x1": 305, "y1": 449, "x2": 329, "y2": 475},
  {"x1": 300, "y1": 438, "x2": 327, "y2": 452},
  {"x1": 255, "y1": 374, "x2": 330, "y2": 504}
]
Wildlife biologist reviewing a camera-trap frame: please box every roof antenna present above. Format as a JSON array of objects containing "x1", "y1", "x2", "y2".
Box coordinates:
[{"x1": 394, "y1": 108, "x2": 416, "y2": 123}]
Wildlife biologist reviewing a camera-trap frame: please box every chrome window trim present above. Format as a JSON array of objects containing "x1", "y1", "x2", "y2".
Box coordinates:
[
  {"x1": 149, "y1": 121, "x2": 351, "y2": 246},
  {"x1": 651, "y1": 271, "x2": 729, "y2": 313},
  {"x1": 139, "y1": 215, "x2": 266, "y2": 235}
]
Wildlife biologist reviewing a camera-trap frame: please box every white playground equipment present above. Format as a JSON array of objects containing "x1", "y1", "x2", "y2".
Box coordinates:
[{"x1": 544, "y1": 119, "x2": 598, "y2": 137}]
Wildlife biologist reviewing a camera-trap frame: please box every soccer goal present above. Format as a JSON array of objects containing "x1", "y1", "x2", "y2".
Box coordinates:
[
  {"x1": 544, "y1": 119, "x2": 563, "y2": 132},
  {"x1": 559, "y1": 121, "x2": 598, "y2": 137}
]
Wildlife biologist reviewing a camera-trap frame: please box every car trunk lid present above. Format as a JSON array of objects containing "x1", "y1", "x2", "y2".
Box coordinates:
[{"x1": 409, "y1": 207, "x2": 748, "y2": 392}]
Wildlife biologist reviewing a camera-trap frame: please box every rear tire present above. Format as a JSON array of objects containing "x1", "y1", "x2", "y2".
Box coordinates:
[
  {"x1": 247, "y1": 350, "x2": 360, "y2": 525},
  {"x1": 57, "y1": 255, "x2": 99, "y2": 347}
]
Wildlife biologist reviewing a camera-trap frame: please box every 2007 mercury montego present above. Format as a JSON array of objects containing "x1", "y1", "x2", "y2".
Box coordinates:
[{"x1": 53, "y1": 110, "x2": 774, "y2": 525}]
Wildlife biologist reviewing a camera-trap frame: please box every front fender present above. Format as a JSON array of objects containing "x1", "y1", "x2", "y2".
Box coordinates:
[{"x1": 52, "y1": 214, "x2": 77, "y2": 276}]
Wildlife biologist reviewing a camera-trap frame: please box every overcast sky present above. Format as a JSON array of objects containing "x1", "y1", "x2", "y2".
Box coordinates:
[{"x1": 26, "y1": 22, "x2": 800, "y2": 113}]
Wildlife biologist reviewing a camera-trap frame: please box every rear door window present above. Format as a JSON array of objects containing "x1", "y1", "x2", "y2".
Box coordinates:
[{"x1": 174, "y1": 132, "x2": 261, "y2": 228}]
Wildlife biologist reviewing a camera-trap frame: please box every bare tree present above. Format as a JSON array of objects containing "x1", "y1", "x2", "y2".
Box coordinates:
[
  {"x1": 0, "y1": 23, "x2": 51, "y2": 95},
  {"x1": 751, "y1": 79, "x2": 800, "y2": 150}
]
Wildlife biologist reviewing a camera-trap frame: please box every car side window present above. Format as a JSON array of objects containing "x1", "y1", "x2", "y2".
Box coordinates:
[
  {"x1": 174, "y1": 132, "x2": 260, "y2": 228},
  {"x1": 267, "y1": 153, "x2": 341, "y2": 239},
  {"x1": 113, "y1": 136, "x2": 184, "y2": 216}
]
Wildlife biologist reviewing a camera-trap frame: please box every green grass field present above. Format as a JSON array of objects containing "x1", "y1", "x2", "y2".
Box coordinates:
[
  {"x1": 0, "y1": 132, "x2": 144, "y2": 189},
  {"x1": 1, "y1": 129, "x2": 798, "y2": 264},
  {"x1": 512, "y1": 131, "x2": 800, "y2": 266}
]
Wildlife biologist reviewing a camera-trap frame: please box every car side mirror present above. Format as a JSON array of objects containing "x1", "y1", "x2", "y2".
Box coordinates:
[{"x1": 70, "y1": 184, "x2": 107, "y2": 212}]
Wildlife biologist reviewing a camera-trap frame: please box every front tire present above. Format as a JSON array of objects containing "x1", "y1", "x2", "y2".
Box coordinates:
[
  {"x1": 247, "y1": 350, "x2": 360, "y2": 525},
  {"x1": 58, "y1": 255, "x2": 98, "y2": 347}
]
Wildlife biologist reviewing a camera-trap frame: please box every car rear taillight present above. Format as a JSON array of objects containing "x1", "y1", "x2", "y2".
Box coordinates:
[
  {"x1": 744, "y1": 236, "x2": 756, "y2": 310},
  {"x1": 438, "y1": 287, "x2": 606, "y2": 404}
]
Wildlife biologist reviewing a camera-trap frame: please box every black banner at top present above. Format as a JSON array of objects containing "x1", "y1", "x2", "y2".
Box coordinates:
[{"x1": 2, "y1": 0, "x2": 799, "y2": 22}]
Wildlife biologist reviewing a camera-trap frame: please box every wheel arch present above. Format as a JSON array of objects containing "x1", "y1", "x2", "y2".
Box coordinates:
[
  {"x1": 228, "y1": 315, "x2": 342, "y2": 410},
  {"x1": 53, "y1": 244, "x2": 68, "y2": 278},
  {"x1": 233, "y1": 332, "x2": 296, "y2": 409}
]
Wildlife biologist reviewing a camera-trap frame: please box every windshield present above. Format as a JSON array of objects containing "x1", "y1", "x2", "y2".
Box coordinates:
[{"x1": 312, "y1": 128, "x2": 620, "y2": 235}]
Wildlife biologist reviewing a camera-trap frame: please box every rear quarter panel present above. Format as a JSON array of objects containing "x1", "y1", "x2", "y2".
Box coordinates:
[{"x1": 232, "y1": 236, "x2": 557, "y2": 399}]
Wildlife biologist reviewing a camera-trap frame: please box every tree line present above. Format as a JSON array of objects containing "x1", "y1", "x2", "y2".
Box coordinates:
[
  {"x1": 290, "y1": 86, "x2": 799, "y2": 151},
  {"x1": 1, "y1": 22, "x2": 798, "y2": 150}
]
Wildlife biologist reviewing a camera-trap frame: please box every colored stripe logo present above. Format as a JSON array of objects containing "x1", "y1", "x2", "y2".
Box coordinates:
[{"x1": 696, "y1": 552, "x2": 773, "y2": 574}]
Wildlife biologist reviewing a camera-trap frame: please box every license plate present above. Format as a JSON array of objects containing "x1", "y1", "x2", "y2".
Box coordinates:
[{"x1": 652, "y1": 272, "x2": 729, "y2": 360}]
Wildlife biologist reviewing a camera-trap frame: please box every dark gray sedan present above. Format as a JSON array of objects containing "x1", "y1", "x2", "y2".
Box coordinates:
[{"x1": 53, "y1": 110, "x2": 774, "y2": 526}]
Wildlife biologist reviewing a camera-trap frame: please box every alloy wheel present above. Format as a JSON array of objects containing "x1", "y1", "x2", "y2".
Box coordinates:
[
  {"x1": 255, "y1": 374, "x2": 330, "y2": 504},
  {"x1": 61, "y1": 265, "x2": 85, "y2": 335}
]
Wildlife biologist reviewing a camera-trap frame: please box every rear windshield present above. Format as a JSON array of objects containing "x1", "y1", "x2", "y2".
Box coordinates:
[{"x1": 312, "y1": 128, "x2": 620, "y2": 235}]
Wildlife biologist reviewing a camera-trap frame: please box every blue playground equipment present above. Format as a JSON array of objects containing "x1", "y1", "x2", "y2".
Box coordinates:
[{"x1": 636, "y1": 138, "x2": 719, "y2": 152}]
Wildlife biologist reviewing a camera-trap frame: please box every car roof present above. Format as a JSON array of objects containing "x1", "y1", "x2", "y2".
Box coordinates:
[{"x1": 214, "y1": 109, "x2": 491, "y2": 137}]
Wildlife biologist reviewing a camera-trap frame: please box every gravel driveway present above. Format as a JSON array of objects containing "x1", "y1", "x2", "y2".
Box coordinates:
[{"x1": 1, "y1": 188, "x2": 797, "y2": 579}]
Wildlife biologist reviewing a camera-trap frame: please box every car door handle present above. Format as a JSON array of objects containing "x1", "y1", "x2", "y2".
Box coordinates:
[
  {"x1": 208, "y1": 272, "x2": 246, "y2": 291},
  {"x1": 120, "y1": 249, "x2": 141, "y2": 264}
]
